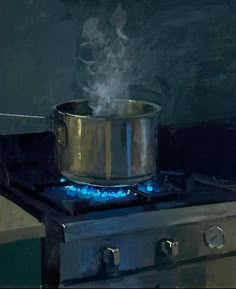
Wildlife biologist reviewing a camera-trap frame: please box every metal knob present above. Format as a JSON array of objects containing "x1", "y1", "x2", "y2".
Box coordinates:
[
  {"x1": 103, "y1": 247, "x2": 120, "y2": 267},
  {"x1": 204, "y1": 226, "x2": 225, "y2": 249},
  {"x1": 161, "y1": 239, "x2": 179, "y2": 256}
]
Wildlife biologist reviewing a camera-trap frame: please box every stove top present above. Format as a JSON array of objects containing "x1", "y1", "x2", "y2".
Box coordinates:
[
  {"x1": 3, "y1": 157, "x2": 187, "y2": 215},
  {"x1": 0, "y1": 126, "x2": 236, "y2": 219}
]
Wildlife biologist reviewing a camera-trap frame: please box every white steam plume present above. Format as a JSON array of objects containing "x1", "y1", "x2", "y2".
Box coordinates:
[{"x1": 79, "y1": 3, "x2": 131, "y2": 116}]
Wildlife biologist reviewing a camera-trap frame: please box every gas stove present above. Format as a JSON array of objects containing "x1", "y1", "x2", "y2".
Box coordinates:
[{"x1": 1, "y1": 124, "x2": 236, "y2": 288}]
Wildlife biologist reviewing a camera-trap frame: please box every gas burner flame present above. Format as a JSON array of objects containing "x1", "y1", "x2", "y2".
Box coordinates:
[
  {"x1": 59, "y1": 177, "x2": 161, "y2": 202},
  {"x1": 60, "y1": 177, "x2": 66, "y2": 183},
  {"x1": 136, "y1": 180, "x2": 161, "y2": 194},
  {"x1": 65, "y1": 184, "x2": 130, "y2": 200}
]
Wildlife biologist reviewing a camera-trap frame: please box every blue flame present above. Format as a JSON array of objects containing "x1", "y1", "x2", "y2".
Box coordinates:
[
  {"x1": 56, "y1": 179, "x2": 132, "y2": 202},
  {"x1": 60, "y1": 177, "x2": 66, "y2": 183},
  {"x1": 58, "y1": 178, "x2": 161, "y2": 201},
  {"x1": 136, "y1": 179, "x2": 161, "y2": 194}
]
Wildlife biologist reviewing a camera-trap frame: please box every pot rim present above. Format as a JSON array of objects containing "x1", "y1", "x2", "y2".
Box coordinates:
[{"x1": 53, "y1": 99, "x2": 162, "y2": 120}]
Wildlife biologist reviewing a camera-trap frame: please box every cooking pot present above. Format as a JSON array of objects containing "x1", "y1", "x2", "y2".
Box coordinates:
[{"x1": 0, "y1": 99, "x2": 162, "y2": 186}]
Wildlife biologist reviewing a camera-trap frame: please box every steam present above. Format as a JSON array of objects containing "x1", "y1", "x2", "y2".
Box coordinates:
[{"x1": 79, "y1": 3, "x2": 131, "y2": 116}]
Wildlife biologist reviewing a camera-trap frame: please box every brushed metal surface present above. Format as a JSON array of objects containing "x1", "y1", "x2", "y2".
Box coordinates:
[
  {"x1": 54, "y1": 99, "x2": 161, "y2": 186},
  {"x1": 60, "y1": 255, "x2": 236, "y2": 288},
  {"x1": 59, "y1": 202, "x2": 236, "y2": 282}
]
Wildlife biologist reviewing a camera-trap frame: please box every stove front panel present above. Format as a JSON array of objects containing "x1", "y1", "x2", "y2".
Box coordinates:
[
  {"x1": 59, "y1": 203, "x2": 236, "y2": 283},
  {"x1": 60, "y1": 255, "x2": 236, "y2": 288}
]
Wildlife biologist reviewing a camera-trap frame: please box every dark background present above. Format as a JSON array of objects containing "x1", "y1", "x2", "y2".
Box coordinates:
[{"x1": 0, "y1": 0, "x2": 236, "y2": 134}]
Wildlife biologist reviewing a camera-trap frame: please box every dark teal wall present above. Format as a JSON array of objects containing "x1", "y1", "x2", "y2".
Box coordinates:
[
  {"x1": 0, "y1": 238, "x2": 41, "y2": 288},
  {"x1": 0, "y1": 0, "x2": 236, "y2": 134}
]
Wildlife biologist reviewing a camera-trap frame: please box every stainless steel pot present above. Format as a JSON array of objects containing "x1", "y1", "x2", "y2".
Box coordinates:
[
  {"x1": 0, "y1": 99, "x2": 161, "y2": 186},
  {"x1": 54, "y1": 99, "x2": 161, "y2": 186}
]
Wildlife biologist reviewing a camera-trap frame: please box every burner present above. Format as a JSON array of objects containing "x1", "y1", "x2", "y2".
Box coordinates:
[
  {"x1": 33, "y1": 174, "x2": 185, "y2": 215},
  {"x1": 52, "y1": 177, "x2": 133, "y2": 201},
  {"x1": 0, "y1": 132, "x2": 190, "y2": 216}
]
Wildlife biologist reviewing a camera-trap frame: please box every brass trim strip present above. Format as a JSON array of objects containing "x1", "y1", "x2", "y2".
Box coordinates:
[{"x1": 105, "y1": 121, "x2": 112, "y2": 179}]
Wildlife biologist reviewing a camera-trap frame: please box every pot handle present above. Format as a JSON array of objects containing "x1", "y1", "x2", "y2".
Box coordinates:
[
  {"x1": 0, "y1": 112, "x2": 68, "y2": 146},
  {"x1": 0, "y1": 112, "x2": 54, "y2": 131},
  {"x1": 54, "y1": 119, "x2": 67, "y2": 147}
]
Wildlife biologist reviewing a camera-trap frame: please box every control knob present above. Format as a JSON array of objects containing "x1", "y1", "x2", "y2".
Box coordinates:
[
  {"x1": 161, "y1": 239, "x2": 179, "y2": 256},
  {"x1": 103, "y1": 247, "x2": 120, "y2": 267},
  {"x1": 204, "y1": 226, "x2": 225, "y2": 249}
]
